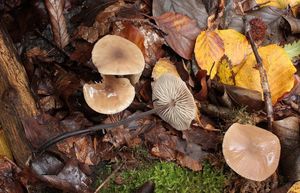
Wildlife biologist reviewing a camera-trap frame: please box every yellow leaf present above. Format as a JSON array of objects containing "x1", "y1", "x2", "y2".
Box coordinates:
[
  {"x1": 256, "y1": 0, "x2": 300, "y2": 9},
  {"x1": 235, "y1": 44, "x2": 296, "y2": 104},
  {"x1": 152, "y1": 58, "x2": 179, "y2": 80},
  {"x1": 216, "y1": 29, "x2": 251, "y2": 66},
  {"x1": 216, "y1": 56, "x2": 237, "y2": 85},
  {"x1": 194, "y1": 30, "x2": 225, "y2": 78},
  {"x1": 288, "y1": 181, "x2": 300, "y2": 193},
  {"x1": 0, "y1": 129, "x2": 13, "y2": 160}
]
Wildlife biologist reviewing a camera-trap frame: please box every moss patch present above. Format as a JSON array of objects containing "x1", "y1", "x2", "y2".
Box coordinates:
[{"x1": 96, "y1": 161, "x2": 225, "y2": 193}]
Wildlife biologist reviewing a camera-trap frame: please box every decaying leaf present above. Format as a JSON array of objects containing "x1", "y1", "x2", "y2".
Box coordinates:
[
  {"x1": 152, "y1": 0, "x2": 208, "y2": 29},
  {"x1": 216, "y1": 29, "x2": 251, "y2": 66},
  {"x1": 284, "y1": 40, "x2": 300, "y2": 60},
  {"x1": 152, "y1": 58, "x2": 179, "y2": 80},
  {"x1": 235, "y1": 44, "x2": 296, "y2": 104},
  {"x1": 155, "y1": 12, "x2": 201, "y2": 59},
  {"x1": 74, "y1": 26, "x2": 99, "y2": 43},
  {"x1": 215, "y1": 56, "x2": 236, "y2": 85},
  {"x1": 45, "y1": 0, "x2": 70, "y2": 48},
  {"x1": 194, "y1": 30, "x2": 225, "y2": 78}
]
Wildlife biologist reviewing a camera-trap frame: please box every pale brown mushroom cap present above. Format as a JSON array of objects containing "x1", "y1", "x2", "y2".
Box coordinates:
[
  {"x1": 83, "y1": 76, "x2": 135, "y2": 114},
  {"x1": 223, "y1": 123, "x2": 281, "y2": 181},
  {"x1": 152, "y1": 73, "x2": 196, "y2": 131},
  {"x1": 92, "y1": 35, "x2": 145, "y2": 75}
]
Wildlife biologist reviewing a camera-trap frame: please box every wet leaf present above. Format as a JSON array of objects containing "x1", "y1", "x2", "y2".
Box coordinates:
[
  {"x1": 194, "y1": 30, "x2": 225, "y2": 78},
  {"x1": 284, "y1": 40, "x2": 300, "y2": 60},
  {"x1": 152, "y1": 58, "x2": 179, "y2": 80},
  {"x1": 235, "y1": 44, "x2": 297, "y2": 104},
  {"x1": 34, "y1": 159, "x2": 92, "y2": 193},
  {"x1": 216, "y1": 29, "x2": 251, "y2": 66},
  {"x1": 45, "y1": 0, "x2": 70, "y2": 48},
  {"x1": 155, "y1": 12, "x2": 201, "y2": 59},
  {"x1": 152, "y1": 0, "x2": 208, "y2": 29}
]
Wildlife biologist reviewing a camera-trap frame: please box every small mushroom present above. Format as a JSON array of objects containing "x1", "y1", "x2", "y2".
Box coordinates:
[
  {"x1": 222, "y1": 123, "x2": 281, "y2": 181},
  {"x1": 83, "y1": 76, "x2": 135, "y2": 114},
  {"x1": 92, "y1": 35, "x2": 145, "y2": 85},
  {"x1": 152, "y1": 73, "x2": 196, "y2": 131}
]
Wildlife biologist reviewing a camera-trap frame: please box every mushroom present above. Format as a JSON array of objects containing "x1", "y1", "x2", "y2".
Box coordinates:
[
  {"x1": 92, "y1": 35, "x2": 145, "y2": 85},
  {"x1": 222, "y1": 123, "x2": 281, "y2": 181},
  {"x1": 83, "y1": 76, "x2": 135, "y2": 114},
  {"x1": 152, "y1": 73, "x2": 196, "y2": 130},
  {"x1": 37, "y1": 74, "x2": 197, "y2": 153}
]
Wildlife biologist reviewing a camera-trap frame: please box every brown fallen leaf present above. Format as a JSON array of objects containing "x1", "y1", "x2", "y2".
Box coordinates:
[
  {"x1": 113, "y1": 22, "x2": 146, "y2": 58},
  {"x1": 0, "y1": 158, "x2": 24, "y2": 193},
  {"x1": 154, "y1": 12, "x2": 201, "y2": 59},
  {"x1": 45, "y1": 0, "x2": 70, "y2": 49},
  {"x1": 74, "y1": 26, "x2": 99, "y2": 43}
]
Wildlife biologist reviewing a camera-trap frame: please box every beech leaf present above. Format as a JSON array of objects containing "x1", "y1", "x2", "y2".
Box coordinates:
[
  {"x1": 45, "y1": 0, "x2": 70, "y2": 48},
  {"x1": 154, "y1": 12, "x2": 201, "y2": 60},
  {"x1": 194, "y1": 30, "x2": 225, "y2": 78},
  {"x1": 235, "y1": 44, "x2": 296, "y2": 104}
]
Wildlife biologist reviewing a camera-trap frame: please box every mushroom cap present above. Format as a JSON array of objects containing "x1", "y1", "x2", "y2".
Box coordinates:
[
  {"x1": 83, "y1": 76, "x2": 135, "y2": 114},
  {"x1": 222, "y1": 123, "x2": 281, "y2": 181},
  {"x1": 92, "y1": 35, "x2": 145, "y2": 75},
  {"x1": 152, "y1": 73, "x2": 196, "y2": 131}
]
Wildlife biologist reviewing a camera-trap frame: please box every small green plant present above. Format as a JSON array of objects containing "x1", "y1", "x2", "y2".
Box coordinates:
[{"x1": 97, "y1": 161, "x2": 225, "y2": 193}]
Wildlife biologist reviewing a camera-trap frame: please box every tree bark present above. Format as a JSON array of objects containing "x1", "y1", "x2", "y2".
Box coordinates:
[{"x1": 0, "y1": 23, "x2": 38, "y2": 167}]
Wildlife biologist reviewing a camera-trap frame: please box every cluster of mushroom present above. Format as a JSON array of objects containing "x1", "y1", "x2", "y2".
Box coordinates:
[
  {"x1": 83, "y1": 35, "x2": 197, "y2": 131},
  {"x1": 83, "y1": 35, "x2": 145, "y2": 114}
]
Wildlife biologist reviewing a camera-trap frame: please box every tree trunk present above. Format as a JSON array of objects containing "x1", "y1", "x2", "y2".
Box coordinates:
[{"x1": 0, "y1": 23, "x2": 38, "y2": 167}]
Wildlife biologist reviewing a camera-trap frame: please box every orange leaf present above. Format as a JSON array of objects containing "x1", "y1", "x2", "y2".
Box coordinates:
[
  {"x1": 194, "y1": 30, "x2": 225, "y2": 78},
  {"x1": 155, "y1": 12, "x2": 201, "y2": 59}
]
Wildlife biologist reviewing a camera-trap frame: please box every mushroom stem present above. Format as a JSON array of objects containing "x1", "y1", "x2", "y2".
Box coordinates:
[{"x1": 35, "y1": 105, "x2": 166, "y2": 155}]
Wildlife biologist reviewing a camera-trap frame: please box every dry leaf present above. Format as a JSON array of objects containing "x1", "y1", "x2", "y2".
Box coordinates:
[
  {"x1": 216, "y1": 29, "x2": 251, "y2": 66},
  {"x1": 155, "y1": 12, "x2": 201, "y2": 59},
  {"x1": 235, "y1": 44, "x2": 296, "y2": 104},
  {"x1": 194, "y1": 30, "x2": 225, "y2": 78},
  {"x1": 152, "y1": 58, "x2": 179, "y2": 80},
  {"x1": 45, "y1": 0, "x2": 70, "y2": 48},
  {"x1": 74, "y1": 26, "x2": 99, "y2": 43}
]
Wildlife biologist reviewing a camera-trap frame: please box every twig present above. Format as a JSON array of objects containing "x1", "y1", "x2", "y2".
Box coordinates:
[
  {"x1": 94, "y1": 163, "x2": 124, "y2": 193},
  {"x1": 246, "y1": 25, "x2": 274, "y2": 130}
]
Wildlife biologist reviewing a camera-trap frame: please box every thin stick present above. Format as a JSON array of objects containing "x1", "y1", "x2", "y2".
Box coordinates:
[
  {"x1": 246, "y1": 27, "x2": 274, "y2": 130},
  {"x1": 94, "y1": 163, "x2": 124, "y2": 193}
]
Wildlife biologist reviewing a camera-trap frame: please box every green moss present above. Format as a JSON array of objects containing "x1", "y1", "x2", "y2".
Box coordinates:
[{"x1": 97, "y1": 161, "x2": 225, "y2": 193}]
